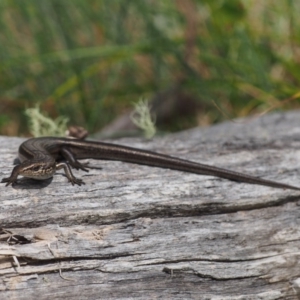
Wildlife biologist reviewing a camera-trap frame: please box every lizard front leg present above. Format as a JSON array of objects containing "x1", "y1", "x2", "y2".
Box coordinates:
[
  {"x1": 60, "y1": 147, "x2": 89, "y2": 172},
  {"x1": 56, "y1": 162, "x2": 85, "y2": 186}
]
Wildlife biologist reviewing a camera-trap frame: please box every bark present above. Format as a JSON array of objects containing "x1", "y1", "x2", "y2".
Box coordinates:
[{"x1": 1, "y1": 111, "x2": 300, "y2": 299}]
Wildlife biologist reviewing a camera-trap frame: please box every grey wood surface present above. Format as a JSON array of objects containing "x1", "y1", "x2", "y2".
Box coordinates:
[{"x1": 1, "y1": 111, "x2": 300, "y2": 299}]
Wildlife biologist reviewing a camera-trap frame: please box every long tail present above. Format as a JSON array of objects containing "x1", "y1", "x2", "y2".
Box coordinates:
[{"x1": 69, "y1": 140, "x2": 300, "y2": 191}]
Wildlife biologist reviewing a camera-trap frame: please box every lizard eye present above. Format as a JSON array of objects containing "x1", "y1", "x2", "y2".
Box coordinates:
[{"x1": 32, "y1": 166, "x2": 40, "y2": 171}]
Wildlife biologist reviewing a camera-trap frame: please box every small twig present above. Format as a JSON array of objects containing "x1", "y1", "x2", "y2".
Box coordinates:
[
  {"x1": 59, "y1": 267, "x2": 76, "y2": 281},
  {"x1": 48, "y1": 243, "x2": 76, "y2": 281},
  {"x1": 12, "y1": 255, "x2": 20, "y2": 268}
]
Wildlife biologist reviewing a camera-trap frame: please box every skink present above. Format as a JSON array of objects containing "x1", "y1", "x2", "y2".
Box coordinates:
[{"x1": 1, "y1": 137, "x2": 300, "y2": 190}]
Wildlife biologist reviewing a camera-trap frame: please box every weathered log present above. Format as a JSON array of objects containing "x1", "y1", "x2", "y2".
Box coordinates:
[{"x1": 1, "y1": 111, "x2": 300, "y2": 299}]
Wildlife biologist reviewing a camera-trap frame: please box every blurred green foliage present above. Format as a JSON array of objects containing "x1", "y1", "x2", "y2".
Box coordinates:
[{"x1": 0, "y1": 0, "x2": 300, "y2": 136}]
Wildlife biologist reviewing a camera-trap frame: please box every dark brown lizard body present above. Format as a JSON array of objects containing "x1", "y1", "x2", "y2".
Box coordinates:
[{"x1": 2, "y1": 137, "x2": 300, "y2": 190}]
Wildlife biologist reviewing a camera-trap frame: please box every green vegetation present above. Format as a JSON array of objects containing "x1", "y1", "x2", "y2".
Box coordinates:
[
  {"x1": 0, "y1": 0, "x2": 300, "y2": 136},
  {"x1": 25, "y1": 106, "x2": 68, "y2": 137},
  {"x1": 131, "y1": 99, "x2": 156, "y2": 139}
]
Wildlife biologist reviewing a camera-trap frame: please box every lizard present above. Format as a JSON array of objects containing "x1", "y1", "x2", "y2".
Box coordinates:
[{"x1": 1, "y1": 136, "x2": 300, "y2": 190}]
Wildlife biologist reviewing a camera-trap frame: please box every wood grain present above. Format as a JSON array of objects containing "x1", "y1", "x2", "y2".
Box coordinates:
[{"x1": 1, "y1": 111, "x2": 300, "y2": 299}]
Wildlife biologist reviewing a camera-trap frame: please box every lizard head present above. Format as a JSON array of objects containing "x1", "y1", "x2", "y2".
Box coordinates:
[{"x1": 19, "y1": 160, "x2": 57, "y2": 180}]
